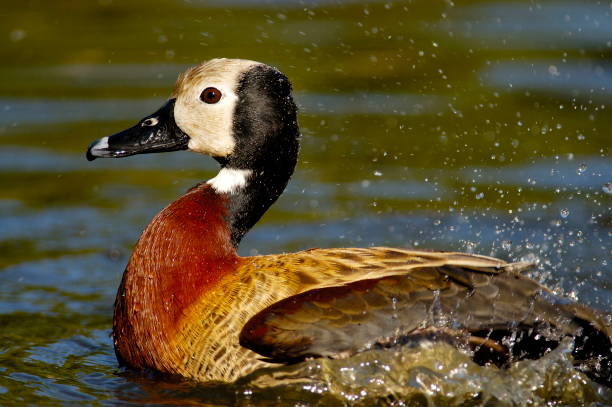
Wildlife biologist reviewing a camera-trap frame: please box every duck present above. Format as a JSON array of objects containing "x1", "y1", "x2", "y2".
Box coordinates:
[{"x1": 86, "y1": 58, "x2": 611, "y2": 386}]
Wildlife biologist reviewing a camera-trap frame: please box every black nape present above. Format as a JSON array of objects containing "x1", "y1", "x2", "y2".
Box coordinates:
[{"x1": 224, "y1": 64, "x2": 300, "y2": 247}]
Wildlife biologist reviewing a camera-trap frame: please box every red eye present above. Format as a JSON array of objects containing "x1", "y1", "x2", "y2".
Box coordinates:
[{"x1": 200, "y1": 87, "x2": 222, "y2": 104}]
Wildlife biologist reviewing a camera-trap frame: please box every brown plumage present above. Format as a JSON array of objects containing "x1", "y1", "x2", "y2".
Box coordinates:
[{"x1": 87, "y1": 58, "x2": 611, "y2": 386}]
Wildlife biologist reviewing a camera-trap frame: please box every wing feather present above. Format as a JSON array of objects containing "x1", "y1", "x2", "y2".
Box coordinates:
[{"x1": 238, "y1": 247, "x2": 610, "y2": 385}]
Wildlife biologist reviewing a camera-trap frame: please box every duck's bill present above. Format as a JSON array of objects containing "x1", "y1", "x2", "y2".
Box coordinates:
[{"x1": 86, "y1": 99, "x2": 189, "y2": 161}]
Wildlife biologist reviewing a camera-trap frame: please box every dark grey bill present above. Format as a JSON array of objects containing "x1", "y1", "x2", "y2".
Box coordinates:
[{"x1": 86, "y1": 98, "x2": 189, "y2": 161}]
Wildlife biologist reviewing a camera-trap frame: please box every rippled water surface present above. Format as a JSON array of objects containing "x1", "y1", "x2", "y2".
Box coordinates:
[{"x1": 1, "y1": 0, "x2": 611, "y2": 405}]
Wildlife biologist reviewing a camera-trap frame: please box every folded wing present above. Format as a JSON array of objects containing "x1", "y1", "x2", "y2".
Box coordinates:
[{"x1": 240, "y1": 248, "x2": 611, "y2": 386}]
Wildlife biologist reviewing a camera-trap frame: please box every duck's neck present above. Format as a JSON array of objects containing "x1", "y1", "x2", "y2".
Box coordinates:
[
  {"x1": 210, "y1": 64, "x2": 300, "y2": 247},
  {"x1": 210, "y1": 149, "x2": 298, "y2": 247}
]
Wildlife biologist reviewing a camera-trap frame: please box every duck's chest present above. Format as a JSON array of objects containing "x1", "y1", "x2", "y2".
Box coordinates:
[
  {"x1": 113, "y1": 255, "x2": 298, "y2": 381},
  {"x1": 111, "y1": 254, "x2": 239, "y2": 370},
  {"x1": 167, "y1": 268, "x2": 290, "y2": 381},
  {"x1": 110, "y1": 185, "x2": 243, "y2": 375}
]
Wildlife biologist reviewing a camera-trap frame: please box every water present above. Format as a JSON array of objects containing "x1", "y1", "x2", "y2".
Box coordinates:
[{"x1": 1, "y1": 0, "x2": 611, "y2": 405}]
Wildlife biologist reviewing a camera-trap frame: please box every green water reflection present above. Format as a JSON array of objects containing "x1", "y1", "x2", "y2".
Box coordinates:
[{"x1": 0, "y1": 0, "x2": 610, "y2": 405}]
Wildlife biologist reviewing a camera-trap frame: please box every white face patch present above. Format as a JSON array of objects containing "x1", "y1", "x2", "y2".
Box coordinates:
[
  {"x1": 207, "y1": 167, "x2": 252, "y2": 194},
  {"x1": 173, "y1": 58, "x2": 261, "y2": 157}
]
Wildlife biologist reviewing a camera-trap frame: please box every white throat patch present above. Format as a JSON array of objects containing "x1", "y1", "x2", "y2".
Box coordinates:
[{"x1": 207, "y1": 167, "x2": 252, "y2": 194}]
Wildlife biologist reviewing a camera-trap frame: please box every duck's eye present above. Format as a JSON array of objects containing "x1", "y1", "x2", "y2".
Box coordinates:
[{"x1": 200, "y1": 87, "x2": 222, "y2": 104}]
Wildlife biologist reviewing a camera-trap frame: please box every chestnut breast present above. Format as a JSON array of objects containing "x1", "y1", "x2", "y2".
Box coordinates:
[{"x1": 113, "y1": 184, "x2": 242, "y2": 373}]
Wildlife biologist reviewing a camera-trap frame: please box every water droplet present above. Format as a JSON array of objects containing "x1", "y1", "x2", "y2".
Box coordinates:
[
  {"x1": 475, "y1": 192, "x2": 484, "y2": 200},
  {"x1": 602, "y1": 183, "x2": 612, "y2": 195},
  {"x1": 373, "y1": 170, "x2": 382, "y2": 176},
  {"x1": 560, "y1": 208, "x2": 570, "y2": 218},
  {"x1": 501, "y1": 240, "x2": 512, "y2": 250},
  {"x1": 548, "y1": 65, "x2": 560, "y2": 76},
  {"x1": 465, "y1": 241, "x2": 477, "y2": 253},
  {"x1": 576, "y1": 163, "x2": 587, "y2": 175}
]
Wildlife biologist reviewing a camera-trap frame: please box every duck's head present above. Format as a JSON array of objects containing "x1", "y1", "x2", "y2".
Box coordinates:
[
  {"x1": 87, "y1": 58, "x2": 300, "y2": 245},
  {"x1": 87, "y1": 58, "x2": 299, "y2": 186}
]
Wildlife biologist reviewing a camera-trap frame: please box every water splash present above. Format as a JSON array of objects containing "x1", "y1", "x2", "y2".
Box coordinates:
[{"x1": 237, "y1": 339, "x2": 608, "y2": 406}]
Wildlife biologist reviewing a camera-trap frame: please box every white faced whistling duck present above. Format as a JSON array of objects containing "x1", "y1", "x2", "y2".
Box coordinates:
[{"x1": 86, "y1": 58, "x2": 611, "y2": 386}]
